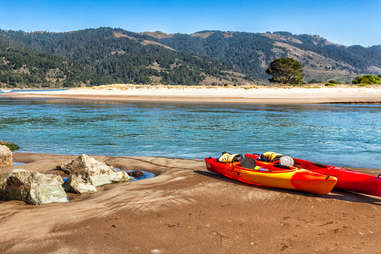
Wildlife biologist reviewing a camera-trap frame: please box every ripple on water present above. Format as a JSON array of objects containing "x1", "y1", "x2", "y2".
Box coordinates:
[{"x1": 1, "y1": 100, "x2": 381, "y2": 169}]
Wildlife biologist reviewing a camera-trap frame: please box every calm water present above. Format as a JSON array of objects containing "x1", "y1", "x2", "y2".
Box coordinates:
[
  {"x1": 0, "y1": 98, "x2": 380, "y2": 169},
  {"x1": 0, "y1": 89, "x2": 67, "y2": 94}
]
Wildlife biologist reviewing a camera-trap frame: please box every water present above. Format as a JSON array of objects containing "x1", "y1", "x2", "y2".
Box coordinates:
[
  {"x1": 0, "y1": 98, "x2": 380, "y2": 169},
  {"x1": 136, "y1": 171, "x2": 156, "y2": 180},
  {"x1": 115, "y1": 168, "x2": 156, "y2": 180},
  {"x1": 0, "y1": 89, "x2": 67, "y2": 94},
  {"x1": 127, "y1": 170, "x2": 156, "y2": 180},
  {"x1": 62, "y1": 170, "x2": 155, "y2": 182}
]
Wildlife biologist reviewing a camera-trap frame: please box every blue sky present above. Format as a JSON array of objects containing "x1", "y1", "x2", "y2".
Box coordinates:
[{"x1": 0, "y1": 0, "x2": 380, "y2": 46}]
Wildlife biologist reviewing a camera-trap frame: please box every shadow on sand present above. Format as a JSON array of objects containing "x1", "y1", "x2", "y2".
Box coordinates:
[{"x1": 194, "y1": 170, "x2": 381, "y2": 206}]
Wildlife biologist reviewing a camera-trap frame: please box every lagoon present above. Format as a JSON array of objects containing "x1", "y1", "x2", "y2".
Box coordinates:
[{"x1": 0, "y1": 98, "x2": 380, "y2": 169}]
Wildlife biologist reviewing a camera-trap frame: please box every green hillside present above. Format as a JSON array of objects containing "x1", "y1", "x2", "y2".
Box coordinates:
[
  {"x1": 1, "y1": 27, "x2": 381, "y2": 87},
  {"x1": 0, "y1": 28, "x2": 249, "y2": 87},
  {"x1": 148, "y1": 31, "x2": 381, "y2": 82},
  {"x1": 0, "y1": 37, "x2": 113, "y2": 88}
]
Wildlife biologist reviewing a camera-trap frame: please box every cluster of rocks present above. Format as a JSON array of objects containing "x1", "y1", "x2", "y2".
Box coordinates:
[{"x1": 0, "y1": 153, "x2": 132, "y2": 205}]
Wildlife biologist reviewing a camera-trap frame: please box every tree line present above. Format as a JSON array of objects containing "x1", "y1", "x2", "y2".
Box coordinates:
[{"x1": 0, "y1": 28, "x2": 242, "y2": 87}]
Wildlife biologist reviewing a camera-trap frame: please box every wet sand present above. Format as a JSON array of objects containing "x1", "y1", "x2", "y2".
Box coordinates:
[
  {"x1": 3, "y1": 85, "x2": 381, "y2": 104},
  {"x1": 1, "y1": 153, "x2": 381, "y2": 253}
]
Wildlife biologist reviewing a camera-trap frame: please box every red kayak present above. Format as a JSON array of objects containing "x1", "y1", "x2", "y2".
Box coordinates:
[{"x1": 246, "y1": 153, "x2": 381, "y2": 197}]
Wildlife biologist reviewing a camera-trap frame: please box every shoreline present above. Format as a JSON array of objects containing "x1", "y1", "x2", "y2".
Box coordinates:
[
  {"x1": 1, "y1": 152, "x2": 381, "y2": 253},
  {"x1": 2, "y1": 85, "x2": 381, "y2": 104}
]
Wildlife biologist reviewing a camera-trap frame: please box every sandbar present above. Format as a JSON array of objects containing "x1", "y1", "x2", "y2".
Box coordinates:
[
  {"x1": 1, "y1": 152, "x2": 381, "y2": 253},
  {"x1": 2, "y1": 85, "x2": 381, "y2": 104}
]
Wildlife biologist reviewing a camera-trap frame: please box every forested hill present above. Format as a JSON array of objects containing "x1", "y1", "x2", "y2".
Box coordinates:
[
  {"x1": 0, "y1": 28, "x2": 248, "y2": 88},
  {"x1": 1, "y1": 27, "x2": 381, "y2": 87},
  {"x1": 0, "y1": 37, "x2": 113, "y2": 87},
  {"x1": 148, "y1": 30, "x2": 381, "y2": 82}
]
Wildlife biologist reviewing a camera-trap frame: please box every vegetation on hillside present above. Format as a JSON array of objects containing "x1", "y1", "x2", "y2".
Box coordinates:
[
  {"x1": 1, "y1": 28, "x2": 381, "y2": 87},
  {"x1": 324, "y1": 79, "x2": 342, "y2": 87},
  {"x1": 155, "y1": 31, "x2": 276, "y2": 80},
  {"x1": 152, "y1": 31, "x2": 381, "y2": 82},
  {"x1": 0, "y1": 28, "x2": 246, "y2": 87},
  {"x1": 352, "y1": 75, "x2": 381, "y2": 85},
  {"x1": 0, "y1": 37, "x2": 113, "y2": 87}
]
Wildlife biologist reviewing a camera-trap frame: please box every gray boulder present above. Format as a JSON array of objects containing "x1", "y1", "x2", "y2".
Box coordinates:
[
  {"x1": 60, "y1": 154, "x2": 131, "y2": 191},
  {"x1": 63, "y1": 175, "x2": 97, "y2": 194},
  {"x1": 0, "y1": 145, "x2": 12, "y2": 167},
  {"x1": 0, "y1": 169, "x2": 68, "y2": 205}
]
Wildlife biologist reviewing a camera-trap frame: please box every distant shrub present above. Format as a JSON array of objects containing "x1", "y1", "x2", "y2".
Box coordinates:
[
  {"x1": 325, "y1": 83, "x2": 336, "y2": 87},
  {"x1": 327, "y1": 80, "x2": 342, "y2": 84},
  {"x1": 352, "y1": 75, "x2": 381, "y2": 85}
]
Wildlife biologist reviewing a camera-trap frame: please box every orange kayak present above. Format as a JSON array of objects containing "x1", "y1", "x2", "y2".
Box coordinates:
[{"x1": 205, "y1": 157, "x2": 337, "y2": 195}]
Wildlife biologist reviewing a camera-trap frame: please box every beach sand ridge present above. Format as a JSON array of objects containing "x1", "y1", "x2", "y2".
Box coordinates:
[{"x1": 1, "y1": 153, "x2": 381, "y2": 253}]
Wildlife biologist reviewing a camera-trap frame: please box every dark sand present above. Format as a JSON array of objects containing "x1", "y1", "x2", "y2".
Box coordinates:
[{"x1": 1, "y1": 153, "x2": 381, "y2": 254}]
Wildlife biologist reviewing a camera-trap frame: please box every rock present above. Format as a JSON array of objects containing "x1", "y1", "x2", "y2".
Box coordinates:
[
  {"x1": 0, "y1": 140, "x2": 19, "y2": 151},
  {"x1": 0, "y1": 145, "x2": 13, "y2": 167},
  {"x1": 63, "y1": 174, "x2": 97, "y2": 194},
  {"x1": 128, "y1": 170, "x2": 143, "y2": 178},
  {"x1": 55, "y1": 163, "x2": 70, "y2": 175},
  {"x1": 59, "y1": 154, "x2": 132, "y2": 188},
  {"x1": 0, "y1": 169, "x2": 68, "y2": 205}
]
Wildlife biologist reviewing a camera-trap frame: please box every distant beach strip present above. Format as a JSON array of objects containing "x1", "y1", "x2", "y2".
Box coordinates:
[
  {"x1": 2, "y1": 85, "x2": 381, "y2": 104},
  {"x1": 0, "y1": 89, "x2": 68, "y2": 94}
]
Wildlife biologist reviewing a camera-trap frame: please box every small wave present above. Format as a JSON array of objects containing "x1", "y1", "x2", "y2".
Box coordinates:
[{"x1": 0, "y1": 89, "x2": 13, "y2": 93}]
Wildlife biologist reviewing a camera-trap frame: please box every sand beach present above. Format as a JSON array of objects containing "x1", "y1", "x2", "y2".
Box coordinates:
[
  {"x1": 1, "y1": 152, "x2": 381, "y2": 253},
  {"x1": 2, "y1": 84, "x2": 381, "y2": 104}
]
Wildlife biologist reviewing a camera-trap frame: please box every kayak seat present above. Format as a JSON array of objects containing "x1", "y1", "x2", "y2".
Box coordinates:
[
  {"x1": 262, "y1": 151, "x2": 283, "y2": 162},
  {"x1": 240, "y1": 157, "x2": 256, "y2": 169},
  {"x1": 218, "y1": 152, "x2": 243, "y2": 163}
]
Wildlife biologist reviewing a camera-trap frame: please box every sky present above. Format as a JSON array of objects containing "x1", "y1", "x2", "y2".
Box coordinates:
[{"x1": 0, "y1": 0, "x2": 380, "y2": 46}]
